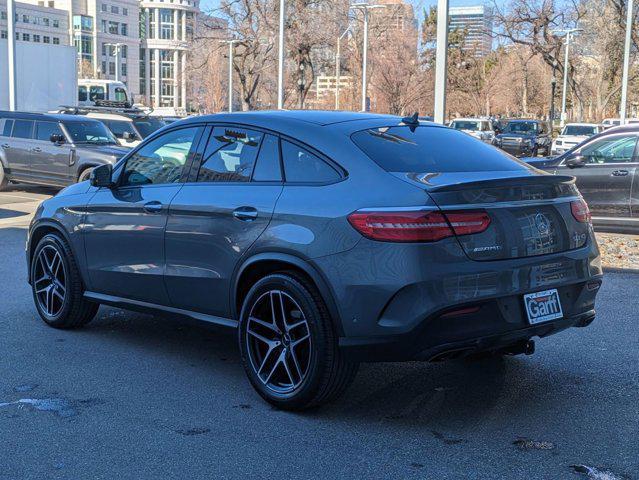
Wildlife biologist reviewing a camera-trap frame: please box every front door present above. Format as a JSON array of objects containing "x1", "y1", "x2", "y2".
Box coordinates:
[
  {"x1": 83, "y1": 125, "x2": 204, "y2": 305},
  {"x1": 557, "y1": 133, "x2": 638, "y2": 218},
  {"x1": 30, "y1": 121, "x2": 72, "y2": 185},
  {"x1": 165, "y1": 126, "x2": 283, "y2": 317}
]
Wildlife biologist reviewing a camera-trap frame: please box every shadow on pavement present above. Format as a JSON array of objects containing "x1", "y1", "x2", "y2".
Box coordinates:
[{"x1": 0, "y1": 207, "x2": 29, "y2": 220}]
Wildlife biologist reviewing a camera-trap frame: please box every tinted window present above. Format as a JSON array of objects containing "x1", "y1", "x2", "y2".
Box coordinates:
[
  {"x1": 89, "y1": 86, "x2": 105, "y2": 101},
  {"x1": 252, "y1": 134, "x2": 282, "y2": 182},
  {"x1": 1, "y1": 119, "x2": 13, "y2": 137},
  {"x1": 78, "y1": 86, "x2": 88, "y2": 102},
  {"x1": 114, "y1": 87, "x2": 127, "y2": 102},
  {"x1": 505, "y1": 122, "x2": 537, "y2": 134},
  {"x1": 451, "y1": 120, "x2": 479, "y2": 131},
  {"x1": 105, "y1": 120, "x2": 138, "y2": 140},
  {"x1": 197, "y1": 127, "x2": 263, "y2": 183},
  {"x1": 281, "y1": 140, "x2": 340, "y2": 183},
  {"x1": 352, "y1": 126, "x2": 529, "y2": 173},
  {"x1": 562, "y1": 125, "x2": 598, "y2": 136},
  {"x1": 35, "y1": 121, "x2": 63, "y2": 141},
  {"x1": 64, "y1": 121, "x2": 117, "y2": 145},
  {"x1": 580, "y1": 135, "x2": 638, "y2": 164},
  {"x1": 133, "y1": 117, "x2": 166, "y2": 138},
  {"x1": 122, "y1": 127, "x2": 199, "y2": 186},
  {"x1": 12, "y1": 120, "x2": 34, "y2": 139}
]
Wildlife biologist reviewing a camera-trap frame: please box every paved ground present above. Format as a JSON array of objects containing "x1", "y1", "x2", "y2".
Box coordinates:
[{"x1": 0, "y1": 187, "x2": 638, "y2": 480}]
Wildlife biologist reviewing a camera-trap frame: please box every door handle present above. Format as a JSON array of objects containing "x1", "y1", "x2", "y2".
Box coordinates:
[
  {"x1": 233, "y1": 207, "x2": 258, "y2": 221},
  {"x1": 31, "y1": 147, "x2": 42, "y2": 153},
  {"x1": 143, "y1": 201, "x2": 163, "y2": 213},
  {"x1": 1, "y1": 143, "x2": 9, "y2": 148},
  {"x1": 611, "y1": 170, "x2": 629, "y2": 177}
]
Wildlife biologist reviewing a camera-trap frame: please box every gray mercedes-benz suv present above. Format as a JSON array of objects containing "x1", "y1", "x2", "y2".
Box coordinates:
[
  {"x1": 0, "y1": 111, "x2": 129, "y2": 189},
  {"x1": 26, "y1": 111, "x2": 603, "y2": 410}
]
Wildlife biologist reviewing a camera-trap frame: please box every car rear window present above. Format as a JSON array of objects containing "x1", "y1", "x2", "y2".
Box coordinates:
[{"x1": 351, "y1": 126, "x2": 529, "y2": 173}]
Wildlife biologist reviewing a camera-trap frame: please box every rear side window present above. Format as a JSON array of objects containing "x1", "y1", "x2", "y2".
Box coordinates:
[
  {"x1": 197, "y1": 127, "x2": 263, "y2": 183},
  {"x1": 105, "y1": 120, "x2": 138, "y2": 140},
  {"x1": 1, "y1": 119, "x2": 13, "y2": 137},
  {"x1": 351, "y1": 126, "x2": 530, "y2": 173},
  {"x1": 78, "y1": 86, "x2": 88, "y2": 102},
  {"x1": 252, "y1": 134, "x2": 282, "y2": 182},
  {"x1": 35, "y1": 121, "x2": 63, "y2": 141},
  {"x1": 281, "y1": 140, "x2": 340, "y2": 183},
  {"x1": 12, "y1": 120, "x2": 34, "y2": 139}
]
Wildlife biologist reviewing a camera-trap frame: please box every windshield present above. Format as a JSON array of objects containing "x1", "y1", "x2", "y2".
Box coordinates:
[
  {"x1": 133, "y1": 118, "x2": 166, "y2": 138},
  {"x1": 505, "y1": 122, "x2": 537, "y2": 134},
  {"x1": 562, "y1": 125, "x2": 597, "y2": 136},
  {"x1": 351, "y1": 126, "x2": 529, "y2": 173},
  {"x1": 451, "y1": 121, "x2": 480, "y2": 131},
  {"x1": 64, "y1": 121, "x2": 117, "y2": 145}
]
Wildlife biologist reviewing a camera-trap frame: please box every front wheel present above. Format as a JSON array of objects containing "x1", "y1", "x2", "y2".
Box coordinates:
[
  {"x1": 77, "y1": 167, "x2": 93, "y2": 183},
  {"x1": 239, "y1": 272, "x2": 358, "y2": 410}
]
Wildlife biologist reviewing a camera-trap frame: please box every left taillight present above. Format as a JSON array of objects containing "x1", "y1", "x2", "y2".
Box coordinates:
[
  {"x1": 347, "y1": 210, "x2": 491, "y2": 243},
  {"x1": 571, "y1": 199, "x2": 591, "y2": 223}
]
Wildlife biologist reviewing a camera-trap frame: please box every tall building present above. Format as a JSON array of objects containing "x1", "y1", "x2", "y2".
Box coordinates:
[
  {"x1": 448, "y1": 5, "x2": 493, "y2": 56},
  {"x1": 139, "y1": 0, "x2": 198, "y2": 112},
  {"x1": 0, "y1": 0, "x2": 69, "y2": 46}
]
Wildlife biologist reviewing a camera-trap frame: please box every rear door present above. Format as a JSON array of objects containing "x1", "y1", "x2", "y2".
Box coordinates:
[
  {"x1": 165, "y1": 125, "x2": 283, "y2": 317},
  {"x1": 31, "y1": 121, "x2": 72, "y2": 185},
  {"x1": 556, "y1": 132, "x2": 638, "y2": 218},
  {"x1": 5, "y1": 119, "x2": 34, "y2": 179}
]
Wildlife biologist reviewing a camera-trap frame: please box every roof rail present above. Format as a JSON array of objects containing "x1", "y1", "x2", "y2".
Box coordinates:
[{"x1": 56, "y1": 104, "x2": 154, "y2": 117}]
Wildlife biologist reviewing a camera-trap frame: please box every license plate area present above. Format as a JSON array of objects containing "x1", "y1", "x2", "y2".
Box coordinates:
[{"x1": 524, "y1": 289, "x2": 563, "y2": 325}]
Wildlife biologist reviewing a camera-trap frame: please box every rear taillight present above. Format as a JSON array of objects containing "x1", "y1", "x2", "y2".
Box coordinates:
[
  {"x1": 571, "y1": 199, "x2": 591, "y2": 223},
  {"x1": 347, "y1": 210, "x2": 490, "y2": 242}
]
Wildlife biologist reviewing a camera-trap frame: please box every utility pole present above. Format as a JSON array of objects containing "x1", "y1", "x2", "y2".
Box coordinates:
[
  {"x1": 220, "y1": 39, "x2": 239, "y2": 112},
  {"x1": 6, "y1": 0, "x2": 17, "y2": 110},
  {"x1": 550, "y1": 60, "x2": 558, "y2": 125},
  {"x1": 335, "y1": 26, "x2": 350, "y2": 110},
  {"x1": 277, "y1": 0, "x2": 285, "y2": 109},
  {"x1": 351, "y1": 3, "x2": 385, "y2": 112},
  {"x1": 552, "y1": 28, "x2": 582, "y2": 127},
  {"x1": 620, "y1": 0, "x2": 634, "y2": 124},
  {"x1": 433, "y1": 0, "x2": 449, "y2": 124}
]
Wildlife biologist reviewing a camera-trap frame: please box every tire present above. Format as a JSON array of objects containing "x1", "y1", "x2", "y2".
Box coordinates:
[
  {"x1": 239, "y1": 271, "x2": 358, "y2": 410},
  {"x1": 31, "y1": 233, "x2": 98, "y2": 329},
  {"x1": 0, "y1": 162, "x2": 9, "y2": 191},
  {"x1": 77, "y1": 167, "x2": 93, "y2": 183}
]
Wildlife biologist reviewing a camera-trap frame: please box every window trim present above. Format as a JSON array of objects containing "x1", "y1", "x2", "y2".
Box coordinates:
[{"x1": 113, "y1": 124, "x2": 205, "y2": 189}]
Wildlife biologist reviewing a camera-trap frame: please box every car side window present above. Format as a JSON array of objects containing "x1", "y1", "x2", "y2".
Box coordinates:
[
  {"x1": 197, "y1": 127, "x2": 263, "y2": 183},
  {"x1": 78, "y1": 86, "x2": 88, "y2": 102},
  {"x1": 281, "y1": 140, "x2": 340, "y2": 183},
  {"x1": 35, "y1": 121, "x2": 63, "y2": 141},
  {"x1": 11, "y1": 120, "x2": 34, "y2": 139},
  {"x1": 252, "y1": 134, "x2": 282, "y2": 182},
  {"x1": 0, "y1": 119, "x2": 12, "y2": 137},
  {"x1": 121, "y1": 127, "x2": 199, "y2": 186},
  {"x1": 580, "y1": 135, "x2": 638, "y2": 164},
  {"x1": 106, "y1": 120, "x2": 138, "y2": 140}
]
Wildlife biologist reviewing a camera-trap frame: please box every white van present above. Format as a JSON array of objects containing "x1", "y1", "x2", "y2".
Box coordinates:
[{"x1": 78, "y1": 79, "x2": 132, "y2": 107}]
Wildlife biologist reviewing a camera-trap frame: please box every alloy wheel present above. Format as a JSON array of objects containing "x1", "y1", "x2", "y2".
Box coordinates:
[
  {"x1": 245, "y1": 290, "x2": 312, "y2": 394},
  {"x1": 33, "y1": 245, "x2": 67, "y2": 318}
]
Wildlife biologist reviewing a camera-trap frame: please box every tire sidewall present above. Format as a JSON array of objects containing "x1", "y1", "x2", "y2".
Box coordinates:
[
  {"x1": 31, "y1": 234, "x2": 73, "y2": 326},
  {"x1": 78, "y1": 167, "x2": 93, "y2": 183},
  {"x1": 238, "y1": 274, "x2": 329, "y2": 408}
]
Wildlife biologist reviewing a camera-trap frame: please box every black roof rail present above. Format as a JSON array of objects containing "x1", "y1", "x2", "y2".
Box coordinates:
[{"x1": 57, "y1": 104, "x2": 154, "y2": 117}]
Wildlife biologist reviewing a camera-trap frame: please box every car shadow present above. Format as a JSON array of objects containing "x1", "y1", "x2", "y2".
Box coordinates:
[
  {"x1": 3, "y1": 184, "x2": 60, "y2": 196},
  {"x1": 0, "y1": 207, "x2": 29, "y2": 220}
]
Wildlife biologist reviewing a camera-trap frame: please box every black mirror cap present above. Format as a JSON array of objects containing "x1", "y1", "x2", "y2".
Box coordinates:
[
  {"x1": 90, "y1": 163, "x2": 114, "y2": 187},
  {"x1": 565, "y1": 155, "x2": 586, "y2": 168},
  {"x1": 50, "y1": 133, "x2": 65, "y2": 144}
]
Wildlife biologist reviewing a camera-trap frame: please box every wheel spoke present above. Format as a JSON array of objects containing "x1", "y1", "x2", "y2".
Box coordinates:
[
  {"x1": 45, "y1": 286, "x2": 53, "y2": 315},
  {"x1": 35, "y1": 284, "x2": 50, "y2": 294},
  {"x1": 288, "y1": 349, "x2": 303, "y2": 384},
  {"x1": 281, "y1": 353, "x2": 295, "y2": 386},
  {"x1": 257, "y1": 345, "x2": 278, "y2": 377},
  {"x1": 247, "y1": 326, "x2": 276, "y2": 348},
  {"x1": 286, "y1": 320, "x2": 306, "y2": 332},
  {"x1": 291, "y1": 333, "x2": 310, "y2": 348},
  {"x1": 52, "y1": 287, "x2": 64, "y2": 302},
  {"x1": 51, "y1": 252, "x2": 62, "y2": 278},
  {"x1": 263, "y1": 350, "x2": 285, "y2": 385},
  {"x1": 249, "y1": 316, "x2": 278, "y2": 333}
]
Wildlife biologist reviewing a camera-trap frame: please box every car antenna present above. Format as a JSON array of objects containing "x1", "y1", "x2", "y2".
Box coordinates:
[{"x1": 401, "y1": 112, "x2": 419, "y2": 131}]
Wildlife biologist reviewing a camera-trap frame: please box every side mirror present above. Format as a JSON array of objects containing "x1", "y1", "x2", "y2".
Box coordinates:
[
  {"x1": 123, "y1": 131, "x2": 136, "y2": 142},
  {"x1": 50, "y1": 133, "x2": 65, "y2": 144},
  {"x1": 90, "y1": 163, "x2": 114, "y2": 187},
  {"x1": 565, "y1": 155, "x2": 586, "y2": 168}
]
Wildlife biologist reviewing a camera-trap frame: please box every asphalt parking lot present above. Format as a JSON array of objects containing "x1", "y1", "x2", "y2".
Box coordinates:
[{"x1": 0, "y1": 187, "x2": 637, "y2": 480}]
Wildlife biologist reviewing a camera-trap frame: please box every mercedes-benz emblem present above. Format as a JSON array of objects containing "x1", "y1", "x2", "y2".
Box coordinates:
[{"x1": 535, "y1": 213, "x2": 551, "y2": 235}]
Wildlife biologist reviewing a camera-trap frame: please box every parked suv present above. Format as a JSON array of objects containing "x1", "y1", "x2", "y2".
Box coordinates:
[
  {"x1": 527, "y1": 123, "x2": 639, "y2": 233},
  {"x1": 56, "y1": 107, "x2": 166, "y2": 147},
  {"x1": 495, "y1": 119, "x2": 552, "y2": 157},
  {"x1": 26, "y1": 111, "x2": 602, "y2": 410},
  {"x1": 449, "y1": 117, "x2": 496, "y2": 144},
  {"x1": 0, "y1": 112, "x2": 129, "y2": 189}
]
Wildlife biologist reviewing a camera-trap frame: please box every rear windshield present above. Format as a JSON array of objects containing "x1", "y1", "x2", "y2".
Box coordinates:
[
  {"x1": 351, "y1": 126, "x2": 529, "y2": 173},
  {"x1": 562, "y1": 125, "x2": 597, "y2": 136},
  {"x1": 133, "y1": 117, "x2": 166, "y2": 138},
  {"x1": 451, "y1": 120, "x2": 480, "y2": 131}
]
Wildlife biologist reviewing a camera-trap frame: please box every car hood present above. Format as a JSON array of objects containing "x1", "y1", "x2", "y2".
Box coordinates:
[{"x1": 555, "y1": 135, "x2": 588, "y2": 143}]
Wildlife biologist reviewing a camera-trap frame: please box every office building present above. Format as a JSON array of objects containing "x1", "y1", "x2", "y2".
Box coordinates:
[{"x1": 449, "y1": 5, "x2": 493, "y2": 56}]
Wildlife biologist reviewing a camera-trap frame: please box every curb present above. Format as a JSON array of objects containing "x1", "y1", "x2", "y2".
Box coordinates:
[{"x1": 603, "y1": 266, "x2": 639, "y2": 275}]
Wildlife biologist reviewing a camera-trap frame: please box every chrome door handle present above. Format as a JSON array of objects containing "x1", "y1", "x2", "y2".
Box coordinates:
[
  {"x1": 611, "y1": 170, "x2": 629, "y2": 177},
  {"x1": 233, "y1": 207, "x2": 258, "y2": 221},
  {"x1": 31, "y1": 147, "x2": 42, "y2": 153},
  {"x1": 143, "y1": 201, "x2": 163, "y2": 213}
]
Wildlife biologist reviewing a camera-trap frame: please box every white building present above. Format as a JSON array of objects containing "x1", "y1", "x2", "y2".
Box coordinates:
[
  {"x1": 0, "y1": 0, "x2": 69, "y2": 46},
  {"x1": 448, "y1": 5, "x2": 493, "y2": 57}
]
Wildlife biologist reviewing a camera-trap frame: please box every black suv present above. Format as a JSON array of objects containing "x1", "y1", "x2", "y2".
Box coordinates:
[
  {"x1": 0, "y1": 112, "x2": 129, "y2": 189},
  {"x1": 495, "y1": 119, "x2": 552, "y2": 157}
]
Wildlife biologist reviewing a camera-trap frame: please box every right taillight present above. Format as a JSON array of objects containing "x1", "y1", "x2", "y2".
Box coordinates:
[
  {"x1": 571, "y1": 199, "x2": 591, "y2": 223},
  {"x1": 347, "y1": 210, "x2": 490, "y2": 243}
]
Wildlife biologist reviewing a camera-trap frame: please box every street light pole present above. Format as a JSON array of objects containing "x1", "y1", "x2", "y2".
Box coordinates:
[
  {"x1": 620, "y1": 0, "x2": 634, "y2": 124},
  {"x1": 105, "y1": 42, "x2": 123, "y2": 82},
  {"x1": 6, "y1": 0, "x2": 17, "y2": 110},
  {"x1": 277, "y1": 0, "x2": 285, "y2": 109},
  {"x1": 433, "y1": 0, "x2": 449, "y2": 124},
  {"x1": 550, "y1": 60, "x2": 558, "y2": 124},
  {"x1": 552, "y1": 28, "x2": 581, "y2": 127},
  {"x1": 335, "y1": 26, "x2": 350, "y2": 110},
  {"x1": 351, "y1": 3, "x2": 385, "y2": 112},
  {"x1": 220, "y1": 39, "x2": 239, "y2": 112}
]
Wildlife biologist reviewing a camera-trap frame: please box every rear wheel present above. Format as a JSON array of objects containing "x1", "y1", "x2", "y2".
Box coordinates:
[
  {"x1": 239, "y1": 272, "x2": 358, "y2": 410},
  {"x1": 0, "y1": 162, "x2": 9, "y2": 191},
  {"x1": 77, "y1": 167, "x2": 93, "y2": 183},
  {"x1": 31, "y1": 233, "x2": 98, "y2": 329}
]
